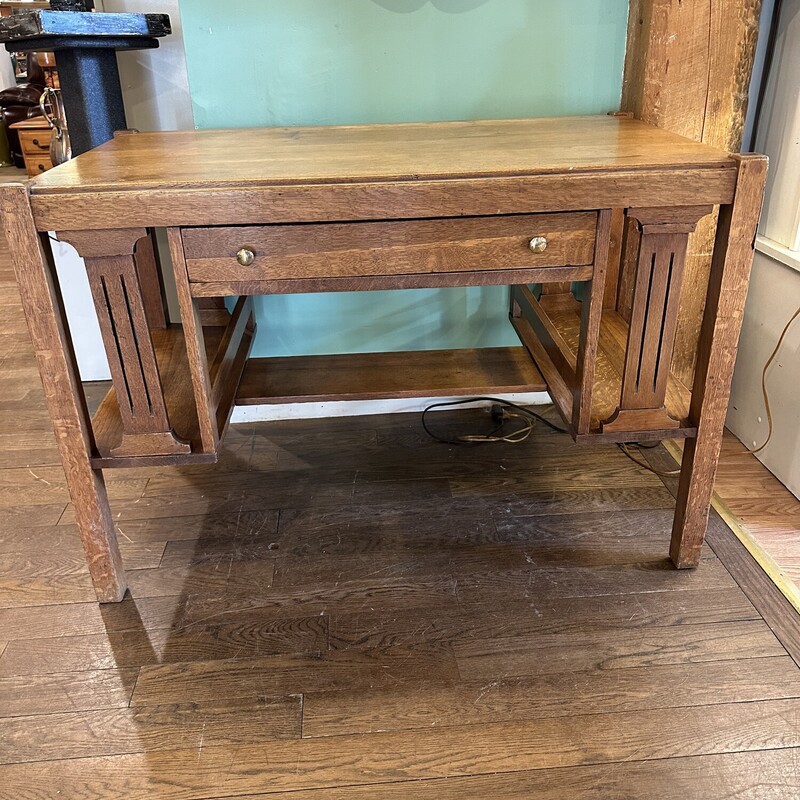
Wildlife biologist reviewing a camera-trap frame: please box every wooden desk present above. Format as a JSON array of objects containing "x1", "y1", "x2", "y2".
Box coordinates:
[{"x1": 0, "y1": 115, "x2": 767, "y2": 603}]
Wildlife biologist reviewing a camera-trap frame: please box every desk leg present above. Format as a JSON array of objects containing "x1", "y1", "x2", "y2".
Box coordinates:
[
  {"x1": 670, "y1": 155, "x2": 767, "y2": 568},
  {"x1": 0, "y1": 185, "x2": 126, "y2": 602}
]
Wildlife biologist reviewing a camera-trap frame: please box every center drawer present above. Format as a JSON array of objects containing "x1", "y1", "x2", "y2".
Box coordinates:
[{"x1": 181, "y1": 212, "x2": 597, "y2": 284}]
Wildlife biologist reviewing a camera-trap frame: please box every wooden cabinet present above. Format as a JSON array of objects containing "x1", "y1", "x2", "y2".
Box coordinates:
[{"x1": 10, "y1": 118, "x2": 53, "y2": 177}]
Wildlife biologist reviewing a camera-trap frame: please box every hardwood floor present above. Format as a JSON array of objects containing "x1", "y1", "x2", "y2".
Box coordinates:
[
  {"x1": 2, "y1": 238, "x2": 800, "y2": 797},
  {"x1": 664, "y1": 434, "x2": 800, "y2": 605},
  {"x1": 715, "y1": 434, "x2": 800, "y2": 588}
]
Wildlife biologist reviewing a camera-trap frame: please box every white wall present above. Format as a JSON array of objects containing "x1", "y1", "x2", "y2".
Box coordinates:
[
  {"x1": 59, "y1": 1, "x2": 194, "y2": 380},
  {"x1": 0, "y1": 51, "x2": 16, "y2": 92},
  {"x1": 98, "y1": 0, "x2": 194, "y2": 132},
  {"x1": 728, "y1": 252, "x2": 800, "y2": 497},
  {"x1": 727, "y1": 0, "x2": 800, "y2": 499}
]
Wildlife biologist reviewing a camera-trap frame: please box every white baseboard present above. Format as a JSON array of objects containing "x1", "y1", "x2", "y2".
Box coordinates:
[{"x1": 230, "y1": 391, "x2": 552, "y2": 423}]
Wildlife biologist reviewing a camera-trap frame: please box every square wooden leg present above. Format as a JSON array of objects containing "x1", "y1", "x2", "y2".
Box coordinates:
[
  {"x1": 670, "y1": 155, "x2": 768, "y2": 568},
  {"x1": 1, "y1": 184, "x2": 127, "y2": 602}
]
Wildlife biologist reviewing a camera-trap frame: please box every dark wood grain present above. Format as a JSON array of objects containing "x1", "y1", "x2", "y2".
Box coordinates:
[
  {"x1": 671, "y1": 155, "x2": 768, "y2": 567},
  {"x1": 3, "y1": 699, "x2": 800, "y2": 798},
  {"x1": 237, "y1": 347, "x2": 546, "y2": 405},
  {"x1": 303, "y1": 655, "x2": 800, "y2": 737},
  {"x1": 182, "y1": 213, "x2": 596, "y2": 284},
  {"x1": 0, "y1": 184, "x2": 126, "y2": 602},
  {"x1": 198, "y1": 750, "x2": 800, "y2": 800}
]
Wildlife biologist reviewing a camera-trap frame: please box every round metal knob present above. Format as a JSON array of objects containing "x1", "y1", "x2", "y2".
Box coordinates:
[
  {"x1": 236, "y1": 247, "x2": 256, "y2": 266},
  {"x1": 529, "y1": 236, "x2": 548, "y2": 254}
]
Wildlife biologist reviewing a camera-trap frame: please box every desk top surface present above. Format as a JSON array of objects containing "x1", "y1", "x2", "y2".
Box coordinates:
[{"x1": 29, "y1": 115, "x2": 735, "y2": 196}]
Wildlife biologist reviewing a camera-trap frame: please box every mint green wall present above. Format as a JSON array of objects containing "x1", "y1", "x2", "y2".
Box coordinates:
[{"x1": 180, "y1": 0, "x2": 628, "y2": 357}]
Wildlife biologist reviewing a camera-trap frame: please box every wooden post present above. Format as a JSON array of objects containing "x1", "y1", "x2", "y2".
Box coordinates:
[
  {"x1": 671, "y1": 155, "x2": 767, "y2": 567},
  {"x1": 622, "y1": 0, "x2": 763, "y2": 385},
  {"x1": 0, "y1": 184, "x2": 126, "y2": 602}
]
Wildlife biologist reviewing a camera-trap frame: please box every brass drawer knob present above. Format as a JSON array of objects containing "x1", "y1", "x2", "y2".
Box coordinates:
[
  {"x1": 236, "y1": 247, "x2": 256, "y2": 266},
  {"x1": 529, "y1": 236, "x2": 548, "y2": 253}
]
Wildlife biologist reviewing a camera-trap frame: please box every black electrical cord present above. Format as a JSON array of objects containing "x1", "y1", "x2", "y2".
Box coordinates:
[
  {"x1": 420, "y1": 396, "x2": 684, "y2": 477},
  {"x1": 421, "y1": 397, "x2": 567, "y2": 445}
]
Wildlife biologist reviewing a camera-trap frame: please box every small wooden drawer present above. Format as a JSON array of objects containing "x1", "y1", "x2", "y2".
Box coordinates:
[
  {"x1": 182, "y1": 212, "x2": 598, "y2": 284},
  {"x1": 25, "y1": 155, "x2": 53, "y2": 178},
  {"x1": 19, "y1": 129, "x2": 52, "y2": 156}
]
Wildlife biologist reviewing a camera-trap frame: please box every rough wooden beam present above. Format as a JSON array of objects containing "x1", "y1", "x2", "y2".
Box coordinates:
[{"x1": 621, "y1": 0, "x2": 762, "y2": 385}]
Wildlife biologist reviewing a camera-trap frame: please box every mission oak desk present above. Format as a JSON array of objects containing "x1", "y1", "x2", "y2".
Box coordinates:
[{"x1": 1, "y1": 115, "x2": 766, "y2": 603}]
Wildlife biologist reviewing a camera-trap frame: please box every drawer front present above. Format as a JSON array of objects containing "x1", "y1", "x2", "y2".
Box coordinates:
[
  {"x1": 19, "y1": 129, "x2": 52, "y2": 156},
  {"x1": 24, "y1": 154, "x2": 53, "y2": 177},
  {"x1": 182, "y1": 212, "x2": 597, "y2": 284}
]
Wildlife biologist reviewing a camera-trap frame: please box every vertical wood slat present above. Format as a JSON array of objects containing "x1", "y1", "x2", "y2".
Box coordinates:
[
  {"x1": 86, "y1": 256, "x2": 166, "y2": 429},
  {"x1": 573, "y1": 209, "x2": 612, "y2": 435},
  {"x1": 671, "y1": 154, "x2": 768, "y2": 568},
  {"x1": 616, "y1": 217, "x2": 641, "y2": 320},
  {"x1": 133, "y1": 232, "x2": 167, "y2": 330},
  {"x1": 619, "y1": 231, "x2": 688, "y2": 411},
  {"x1": 167, "y1": 227, "x2": 219, "y2": 454},
  {"x1": 0, "y1": 184, "x2": 126, "y2": 602},
  {"x1": 511, "y1": 285, "x2": 578, "y2": 391},
  {"x1": 604, "y1": 207, "x2": 626, "y2": 309}
]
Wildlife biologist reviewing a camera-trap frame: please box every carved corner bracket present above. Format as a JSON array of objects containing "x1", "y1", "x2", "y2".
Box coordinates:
[
  {"x1": 58, "y1": 228, "x2": 190, "y2": 458},
  {"x1": 601, "y1": 206, "x2": 712, "y2": 434}
]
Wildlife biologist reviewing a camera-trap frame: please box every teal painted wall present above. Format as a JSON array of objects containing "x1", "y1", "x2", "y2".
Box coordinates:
[{"x1": 180, "y1": 0, "x2": 629, "y2": 357}]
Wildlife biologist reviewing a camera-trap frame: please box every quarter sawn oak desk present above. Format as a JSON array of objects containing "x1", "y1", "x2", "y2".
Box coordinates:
[{"x1": 1, "y1": 115, "x2": 766, "y2": 603}]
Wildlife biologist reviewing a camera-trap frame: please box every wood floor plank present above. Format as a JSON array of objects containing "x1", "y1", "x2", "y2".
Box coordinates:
[
  {"x1": 0, "y1": 614, "x2": 329, "y2": 675},
  {"x1": 0, "y1": 696, "x2": 301, "y2": 765},
  {"x1": 276, "y1": 488, "x2": 678, "y2": 539},
  {"x1": 0, "y1": 431, "x2": 59, "y2": 468},
  {"x1": 126, "y1": 559, "x2": 276, "y2": 600},
  {"x1": 0, "y1": 531, "x2": 165, "y2": 567},
  {"x1": 453, "y1": 620, "x2": 786, "y2": 680},
  {"x1": 448, "y1": 459, "x2": 661, "y2": 494},
  {"x1": 0, "y1": 668, "x2": 137, "y2": 717},
  {"x1": 202, "y1": 748, "x2": 800, "y2": 800},
  {"x1": 131, "y1": 643, "x2": 459, "y2": 705},
  {"x1": 327, "y1": 586, "x2": 759, "y2": 649},
  {"x1": 177, "y1": 574, "x2": 459, "y2": 628},
  {"x1": 0, "y1": 550, "x2": 97, "y2": 608},
  {"x1": 3, "y1": 699, "x2": 800, "y2": 798},
  {"x1": 0, "y1": 595, "x2": 184, "y2": 640},
  {"x1": 455, "y1": 557, "x2": 737, "y2": 603},
  {"x1": 0, "y1": 465, "x2": 147, "y2": 507},
  {"x1": 0, "y1": 504, "x2": 66, "y2": 530},
  {"x1": 303, "y1": 655, "x2": 800, "y2": 737},
  {"x1": 174, "y1": 559, "x2": 737, "y2": 633},
  {"x1": 111, "y1": 509, "x2": 280, "y2": 545},
  {"x1": 272, "y1": 544, "x2": 536, "y2": 588},
  {"x1": 276, "y1": 507, "x2": 715, "y2": 568},
  {"x1": 58, "y1": 473, "x2": 450, "y2": 524}
]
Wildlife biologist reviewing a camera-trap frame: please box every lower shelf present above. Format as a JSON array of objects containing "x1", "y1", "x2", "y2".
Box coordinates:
[
  {"x1": 91, "y1": 336, "x2": 546, "y2": 467},
  {"x1": 236, "y1": 347, "x2": 546, "y2": 405}
]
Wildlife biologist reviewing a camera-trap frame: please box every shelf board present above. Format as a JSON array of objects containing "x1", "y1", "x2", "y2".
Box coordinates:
[
  {"x1": 90, "y1": 325, "x2": 223, "y2": 468},
  {"x1": 236, "y1": 347, "x2": 546, "y2": 405}
]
